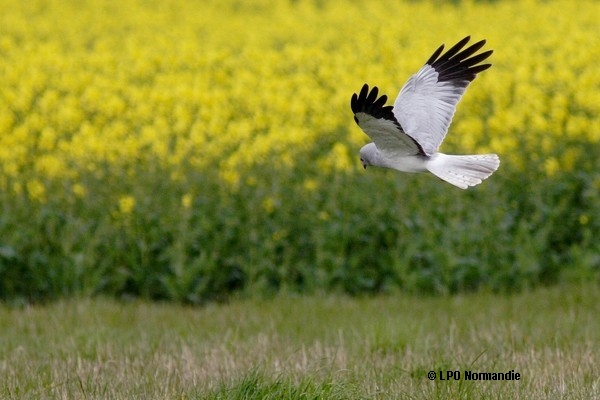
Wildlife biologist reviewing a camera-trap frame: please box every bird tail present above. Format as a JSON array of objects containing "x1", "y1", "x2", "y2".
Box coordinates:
[{"x1": 426, "y1": 153, "x2": 500, "y2": 189}]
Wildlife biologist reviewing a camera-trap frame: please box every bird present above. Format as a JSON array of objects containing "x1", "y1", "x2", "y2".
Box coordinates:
[{"x1": 350, "y1": 36, "x2": 500, "y2": 189}]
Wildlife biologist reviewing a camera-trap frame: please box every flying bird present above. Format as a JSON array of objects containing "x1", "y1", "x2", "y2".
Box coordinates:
[{"x1": 350, "y1": 36, "x2": 500, "y2": 189}]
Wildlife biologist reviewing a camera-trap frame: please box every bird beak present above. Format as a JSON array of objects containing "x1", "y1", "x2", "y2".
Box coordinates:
[{"x1": 363, "y1": 164, "x2": 367, "y2": 170}]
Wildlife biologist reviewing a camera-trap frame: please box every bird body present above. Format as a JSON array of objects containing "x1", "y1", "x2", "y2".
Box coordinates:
[
  {"x1": 359, "y1": 142, "x2": 428, "y2": 172},
  {"x1": 351, "y1": 36, "x2": 500, "y2": 189}
]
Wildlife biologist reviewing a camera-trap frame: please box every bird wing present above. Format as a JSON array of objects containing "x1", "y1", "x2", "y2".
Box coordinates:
[
  {"x1": 392, "y1": 36, "x2": 492, "y2": 156},
  {"x1": 351, "y1": 83, "x2": 425, "y2": 157}
]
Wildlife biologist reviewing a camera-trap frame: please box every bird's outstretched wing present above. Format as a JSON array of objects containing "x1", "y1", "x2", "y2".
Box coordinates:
[
  {"x1": 351, "y1": 84, "x2": 425, "y2": 157},
  {"x1": 393, "y1": 36, "x2": 492, "y2": 156}
]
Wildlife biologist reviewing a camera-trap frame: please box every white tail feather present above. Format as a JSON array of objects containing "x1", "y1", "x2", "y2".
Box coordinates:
[{"x1": 426, "y1": 153, "x2": 500, "y2": 189}]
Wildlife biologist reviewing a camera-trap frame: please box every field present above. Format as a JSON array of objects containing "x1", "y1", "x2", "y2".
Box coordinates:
[
  {"x1": 1, "y1": 0, "x2": 600, "y2": 303},
  {"x1": 1, "y1": 284, "x2": 599, "y2": 399},
  {"x1": 1, "y1": 1, "x2": 599, "y2": 398}
]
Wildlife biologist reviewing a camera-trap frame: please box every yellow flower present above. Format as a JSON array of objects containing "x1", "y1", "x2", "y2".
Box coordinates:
[
  {"x1": 0, "y1": 0, "x2": 598, "y2": 196},
  {"x1": 73, "y1": 183, "x2": 87, "y2": 198},
  {"x1": 118, "y1": 195, "x2": 136, "y2": 215},
  {"x1": 303, "y1": 178, "x2": 318, "y2": 192},
  {"x1": 220, "y1": 169, "x2": 240, "y2": 189},
  {"x1": 26, "y1": 179, "x2": 46, "y2": 202},
  {"x1": 561, "y1": 147, "x2": 579, "y2": 173},
  {"x1": 262, "y1": 197, "x2": 276, "y2": 214},
  {"x1": 181, "y1": 193, "x2": 193, "y2": 209},
  {"x1": 544, "y1": 158, "x2": 560, "y2": 177},
  {"x1": 318, "y1": 211, "x2": 330, "y2": 221},
  {"x1": 319, "y1": 142, "x2": 353, "y2": 172}
]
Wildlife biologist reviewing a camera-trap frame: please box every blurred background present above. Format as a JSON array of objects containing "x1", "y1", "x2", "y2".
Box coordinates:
[{"x1": 1, "y1": 0, "x2": 599, "y2": 304}]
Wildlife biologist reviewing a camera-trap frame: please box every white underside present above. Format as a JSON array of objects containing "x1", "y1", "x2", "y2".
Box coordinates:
[
  {"x1": 384, "y1": 154, "x2": 429, "y2": 173},
  {"x1": 383, "y1": 152, "x2": 500, "y2": 189}
]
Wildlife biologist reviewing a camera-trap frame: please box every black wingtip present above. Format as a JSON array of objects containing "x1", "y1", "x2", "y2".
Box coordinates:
[
  {"x1": 350, "y1": 83, "x2": 426, "y2": 156},
  {"x1": 350, "y1": 84, "x2": 396, "y2": 123},
  {"x1": 426, "y1": 36, "x2": 492, "y2": 82}
]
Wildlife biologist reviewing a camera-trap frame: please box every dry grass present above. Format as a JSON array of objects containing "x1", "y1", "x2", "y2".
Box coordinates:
[{"x1": 1, "y1": 284, "x2": 599, "y2": 399}]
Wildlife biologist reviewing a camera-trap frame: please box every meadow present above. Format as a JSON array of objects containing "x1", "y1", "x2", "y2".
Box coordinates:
[
  {"x1": 1, "y1": 284, "x2": 599, "y2": 398},
  {"x1": 1, "y1": 0, "x2": 600, "y2": 303}
]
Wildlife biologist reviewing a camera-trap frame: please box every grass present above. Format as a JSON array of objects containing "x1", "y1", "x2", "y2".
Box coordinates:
[{"x1": 1, "y1": 284, "x2": 599, "y2": 399}]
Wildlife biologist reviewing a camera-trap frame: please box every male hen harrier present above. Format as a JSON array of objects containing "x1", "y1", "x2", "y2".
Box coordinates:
[{"x1": 351, "y1": 36, "x2": 499, "y2": 189}]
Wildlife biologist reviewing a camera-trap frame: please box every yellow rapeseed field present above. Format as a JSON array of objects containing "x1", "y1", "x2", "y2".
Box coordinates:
[{"x1": 1, "y1": 0, "x2": 599, "y2": 202}]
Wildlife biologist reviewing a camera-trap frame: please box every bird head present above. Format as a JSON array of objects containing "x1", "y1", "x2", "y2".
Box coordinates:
[{"x1": 359, "y1": 143, "x2": 377, "y2": 170}]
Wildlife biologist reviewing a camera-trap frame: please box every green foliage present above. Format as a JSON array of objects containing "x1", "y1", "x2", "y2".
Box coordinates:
[{"x1": 1, "y1": 145, "x2": 600, "y2": 303}]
